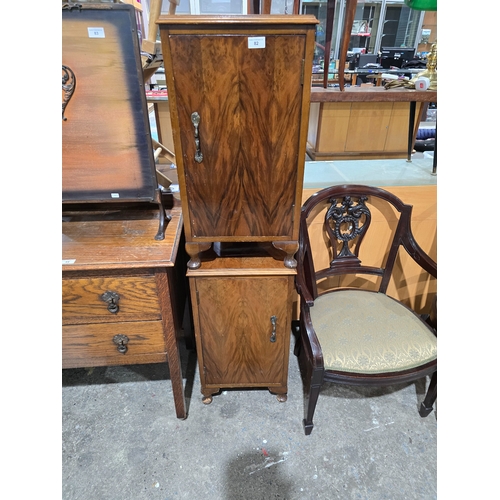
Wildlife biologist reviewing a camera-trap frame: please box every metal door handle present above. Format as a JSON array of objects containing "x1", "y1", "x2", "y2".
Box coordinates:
[
  {"x1": 191, "y1": 112, "x2": 203, "y2": 163},
  {"x1": 270, "y1": 315, "x2": 277, "y2": 343}
]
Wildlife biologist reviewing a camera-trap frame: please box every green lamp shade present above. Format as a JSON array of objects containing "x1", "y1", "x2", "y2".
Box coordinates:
[{"x1": 404, "y1": 0, "x2": 437, "y2": 10}]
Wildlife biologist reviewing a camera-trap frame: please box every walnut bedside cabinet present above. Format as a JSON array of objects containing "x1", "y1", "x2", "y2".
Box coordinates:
[
  {"x1": 186, "y1": 244, "x2": 296, "y2": 404},
  {"x1": 156, "y1": 15, "x2": 317, "y2": 405}
]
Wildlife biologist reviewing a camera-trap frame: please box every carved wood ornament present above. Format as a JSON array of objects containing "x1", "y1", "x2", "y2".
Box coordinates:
[{"x1": 325, "y1": 195, "x2": 371, "y2": 267}]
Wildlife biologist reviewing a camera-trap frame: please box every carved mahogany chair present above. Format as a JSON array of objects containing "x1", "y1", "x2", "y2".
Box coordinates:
[{"x1": 294, "y1": 184, "x2": 437, "y2": 435}]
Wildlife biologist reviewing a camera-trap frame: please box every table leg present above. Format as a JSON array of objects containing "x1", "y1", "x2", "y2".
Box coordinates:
[
  {"x1": 164, "y1": 323, "x2": 188, "y2": 419},
  {"x1": 407, "y1": 101, "x2": 416, "y2": 162},
  {"x1": 323, "y1": 0, "x2": 336, "y2": 89},
  {"x1": 337, "y1": 0, "x2": 357, "y2": 91},
  {"x1": 432, "y1": 120, "x2": 437, "y2": 175}
]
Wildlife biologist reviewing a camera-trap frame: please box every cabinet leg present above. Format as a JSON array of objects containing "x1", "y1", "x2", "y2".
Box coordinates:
[
  {"x1": 270, "y1": 387, "x2": 288, "y2": 402},
  {"x1": 156, "y1": 270, "x2": 187, "y2": 420},
  {"x1": 272, "y1": 241, "x2": 299, "y2": 269},
  {"x1": 185, "y1": 242, "x2": 212, "y2": 269},
  {"x1": 201, "y1": 387, "x2": 219, "y2": 405}
]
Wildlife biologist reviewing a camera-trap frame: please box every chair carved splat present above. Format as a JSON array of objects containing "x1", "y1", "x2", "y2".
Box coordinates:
[{"x1": 325, "y1": 195, "x2": 370, "y2": 268}]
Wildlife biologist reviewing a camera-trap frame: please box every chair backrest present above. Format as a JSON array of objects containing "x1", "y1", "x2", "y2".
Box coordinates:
[{"x1": 296, "y1": 184, "x2": 437, "y2": 306}]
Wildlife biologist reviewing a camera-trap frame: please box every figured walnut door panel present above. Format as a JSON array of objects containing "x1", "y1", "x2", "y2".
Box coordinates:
[
  {"x1": 194, "y1": 276, "x2": 291, "y2": 387},
  {"x1": 168, "y1": 34, "x2": 306, "y2": 239}
]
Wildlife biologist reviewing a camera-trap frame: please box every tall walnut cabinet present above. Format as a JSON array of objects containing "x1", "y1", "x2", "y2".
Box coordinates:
[
  {"x1": 158, "y1": 15, "x2": 318, "y2": 270},
  {"x1": 158, "y1": 15, "x2": 317, "y2": 403}
]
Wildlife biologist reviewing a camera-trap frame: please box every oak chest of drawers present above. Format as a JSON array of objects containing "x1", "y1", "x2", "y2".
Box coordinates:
[{"x1": 62, "y1": 204, "x2": 189, "y2": 419}]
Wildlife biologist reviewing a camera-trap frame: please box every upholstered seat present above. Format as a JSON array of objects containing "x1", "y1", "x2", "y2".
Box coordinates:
[
  {"x1": 294, "y1": 184, "x2": 437, "y2": 435},
  {"x1": 311, "y1": 290, "x2": 437, "y2": 374}
]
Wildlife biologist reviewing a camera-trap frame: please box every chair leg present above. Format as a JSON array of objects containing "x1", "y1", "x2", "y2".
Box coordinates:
[
  {"x1": 291, "y1": 320, "x2": 301, "y2": 357},
  {"x1": 419, "y1": 372, "x2": 437, "y2": 417},
  {"x1": 294, "y1": 320, "x2": 324, "y2": 435},
  {"x1": 303, "y1": 368, "x2": 323, "y2": 435}
]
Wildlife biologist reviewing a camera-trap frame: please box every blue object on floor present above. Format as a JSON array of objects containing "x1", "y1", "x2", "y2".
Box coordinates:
[{"x1": 416, "y1": 128, "x2": 436, "y2": 140}]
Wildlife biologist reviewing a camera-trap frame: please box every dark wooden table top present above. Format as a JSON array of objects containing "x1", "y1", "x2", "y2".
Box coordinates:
[{"x1": 310, "y1": 86, "x2": 437, "y2": 103}]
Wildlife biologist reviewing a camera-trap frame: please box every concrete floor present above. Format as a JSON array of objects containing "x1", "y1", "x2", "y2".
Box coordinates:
[{"x1": 62, "y1": 334, "x2": 437, "y2": 500}]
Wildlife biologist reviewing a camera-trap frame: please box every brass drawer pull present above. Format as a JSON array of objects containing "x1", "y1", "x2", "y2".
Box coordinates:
[
  {"x1": 113, "y1": 334, "x2": 129, "y2": 354},
  {"x1": 270, "y1": 315, "x2": 277, "y2": 343},
  {"x1": 191, "y1": 112, "x2": 203, "y2": 163},
  {"x1": 100, "y1": 291, "x2": 120, "y2": 314}
]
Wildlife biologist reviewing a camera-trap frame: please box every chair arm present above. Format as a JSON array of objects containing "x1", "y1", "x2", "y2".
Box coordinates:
[
  {"x1": 427, "y1": 295, "x2": 437, "y2": 331},
  {"x1": 295, "y1": 274, "x2": 315, "y2": 307},
  {"x1": 401, "y1": 232, "x2": 437, "y2": 279},
  {"x1": 299, "y1": 301, "x2": 325, "y2": 366}
]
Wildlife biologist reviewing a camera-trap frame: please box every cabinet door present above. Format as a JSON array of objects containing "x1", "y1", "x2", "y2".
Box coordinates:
[
  {"x1": 344, "y1": 102, "x2": 392, "y2": 152},
  {"x1": 384, "y1": 102, "x2": 422, "y2": 152},
  {"x1": 193, "y1": 276, "x2": 291, "y2": 387},
  {"x1": 167, "y1": 34, "x2": 306, "y2": 239}
]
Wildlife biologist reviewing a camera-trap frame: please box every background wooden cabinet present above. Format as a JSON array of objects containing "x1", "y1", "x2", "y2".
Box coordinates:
[{"x1": 307, "y1": 100, "x2": 425, "y2": 160}]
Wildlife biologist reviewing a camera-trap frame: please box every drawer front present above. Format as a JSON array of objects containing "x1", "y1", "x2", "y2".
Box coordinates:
[
  {"x1": 62, "y1": 276, "x2": 161, "y2": 324},
  {"x1": 62, "y1": 320, "x2": 166, "y2": 368}
]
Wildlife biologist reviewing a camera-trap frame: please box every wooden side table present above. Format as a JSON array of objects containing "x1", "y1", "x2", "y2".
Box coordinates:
[{"x1": 62, "y1": 201, "x2": 189, "y2": 419}]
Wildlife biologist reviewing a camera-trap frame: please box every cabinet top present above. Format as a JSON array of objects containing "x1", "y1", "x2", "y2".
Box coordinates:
[
  {"x1": 62, "y1": 204, "x2": 183, "y2": 272},
  {"x1": 157, "y1": 14, "x2": 319, "y2": 27},
  {"x1": 186, "y1": 257, "x2": 297, "y2": 277}
]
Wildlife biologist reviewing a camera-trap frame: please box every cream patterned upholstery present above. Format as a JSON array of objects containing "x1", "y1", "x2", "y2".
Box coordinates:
[{"x1": 310, "y1": 290, "x2": 437, "y2": 374}]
